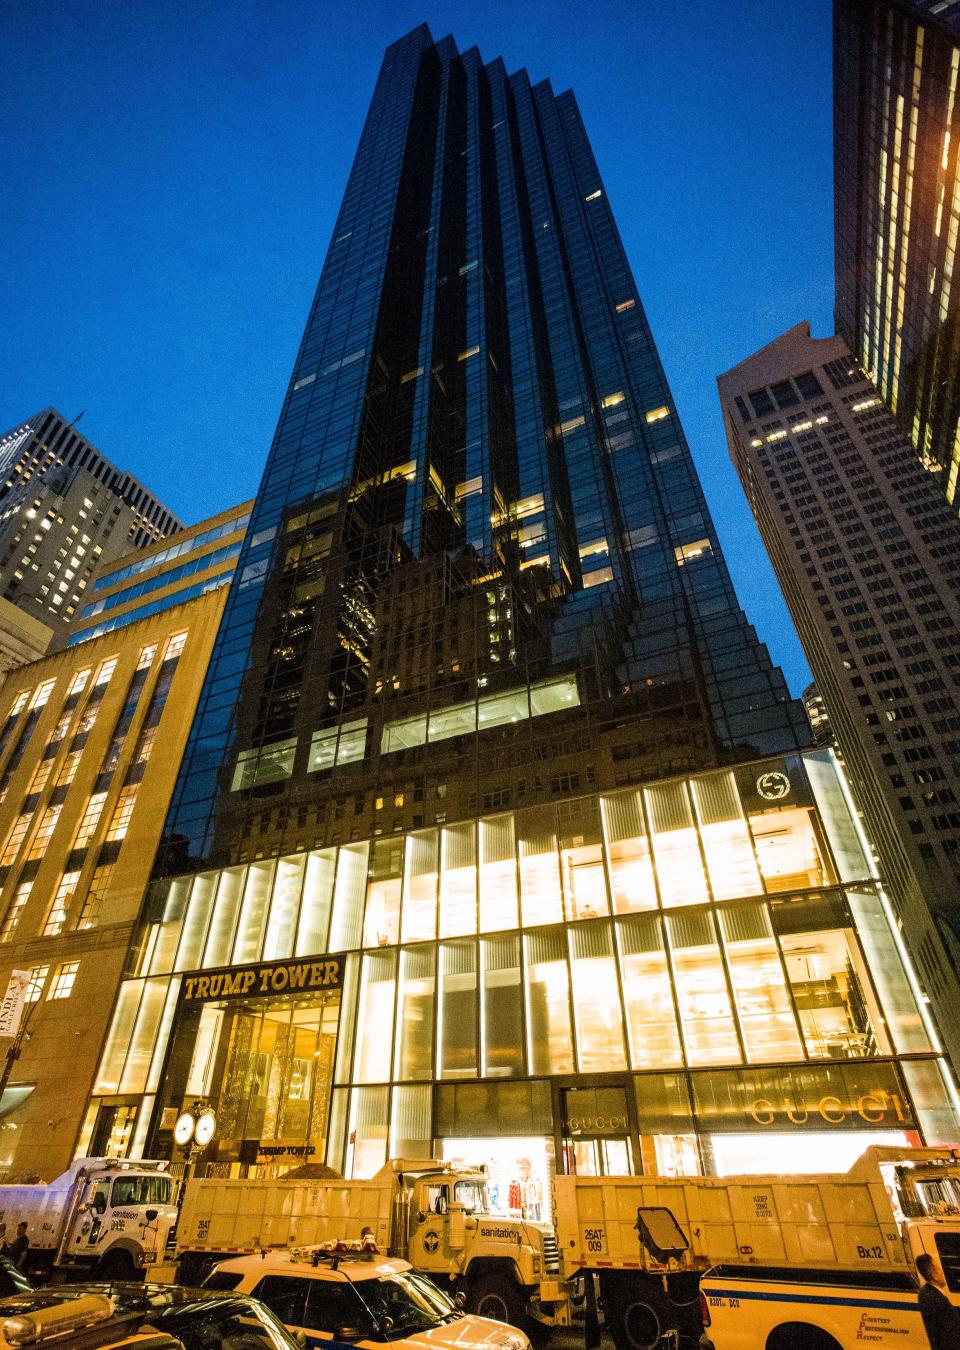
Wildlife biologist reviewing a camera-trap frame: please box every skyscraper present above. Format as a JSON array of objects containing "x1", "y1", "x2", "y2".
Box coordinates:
[
  {"x1": 834, "y1": 0, "x2": 960, "y2": 512},
  {"x1": 0, "y1": 409, "x2": 182, "y2": 638},
  {"x1": 83, "y1": 27, "x2": 959, "y2": 1181},
  {"x1": 719, "y1": 321, "x2": 960, "y2": 1064}
]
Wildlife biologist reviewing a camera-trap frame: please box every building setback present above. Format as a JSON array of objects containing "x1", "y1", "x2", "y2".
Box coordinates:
[
  {"x1": 835, "y1": 0, "x2": 960, "y2": 513},
  {"x1": 0, "y1": 410, "x2": 182, "y2": 639},
  {"x1": 719, "y1": 321, "x2": 960, "y2": 1069},
  {"x1": 87, "y1": 26, "x2": 958, "y2": 1183},
  {"x1": 0, "y1": 504, "x2": 248, "y2": 1180}
]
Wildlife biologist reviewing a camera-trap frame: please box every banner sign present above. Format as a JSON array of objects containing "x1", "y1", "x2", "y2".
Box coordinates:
[
  {"x1": 180, "y1": 955, "x2": 343, "y2": 1004},
  {"x1": 0, "y1": 971, "x2": 31, "y2": 1038}
]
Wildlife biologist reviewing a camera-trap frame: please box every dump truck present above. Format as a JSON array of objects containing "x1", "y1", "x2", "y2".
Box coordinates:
[
  {"x1": 0, "y1": 1157, "x2": 178, "y2": 1280},
  {"x1": 175, "y1": 1157, "x2": 569, "y2": 1330},
  {"x1": 553, "y1": 1145, "x2": 960, "y2": 1350}
]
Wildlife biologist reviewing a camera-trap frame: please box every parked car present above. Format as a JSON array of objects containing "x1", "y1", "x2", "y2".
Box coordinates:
[
  {"x1": 207, "y1": 1250, "x2": 531, "y2": 1350},
  {"x1": 0, "y1": 1283, "x2": 301, "y2": 1349}
]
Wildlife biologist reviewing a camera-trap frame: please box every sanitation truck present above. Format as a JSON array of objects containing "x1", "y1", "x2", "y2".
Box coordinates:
[
  {"x1": 553, "y1": 1145, "x2": 960, "y2": 1350},
  {"x1": 175, "y1": 1157, "x2": 568, "y2": 1330},
  {"x1": 0, "y1": 1157, "x2": 178, "y2": 1279}
]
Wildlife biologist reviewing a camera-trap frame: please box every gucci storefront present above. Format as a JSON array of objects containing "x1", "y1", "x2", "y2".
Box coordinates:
[{"x1": 83, "y1": 750, "x2": 960, "y2": 1179}]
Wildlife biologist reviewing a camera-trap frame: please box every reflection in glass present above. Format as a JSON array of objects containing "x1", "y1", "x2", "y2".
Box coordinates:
[
  {"x1": 439, "y1": 941, "x2": 477, "y2": 1078},
  {"x1": 718, "y1": 903, "x2": 803, "y2": 1062},
  {"x1": 479, "y1": 814, "x2": 518, "y2": 932},
  {"x1": 666, "y1": 910, "x2": 741, "y2": 1065},
  {"x1": 690, "y1": 773, "x2": 762, "y2": 901},
  {"x1": 328, "y1": 843, "x2": 369, "y2": 951},
  {"x1": 645, "y1": 782, "x2": 709, "y2": 907},
  {"x1": 263, "y1": 855, "x2": 305, "y2": 960},
  {"x1": 203, "y1": 867, "x2": 245, "y2": 966},
  {"x1": 232, "y1": 860, "x2": 276, "y2": 965},
  {"x1": 601, "y1": 790, "x2": 658, "y2": 913},
  {"x1": 569, "y1": 923, "x2": 627, "y2": 1071},
  {"x1": 617, "y1": 915, "x2": 683, "y2": 1068},
  {"x1": 524, "y1": 928, "x2": 574, "y2": 1074},
  {"x1": 481, "y1": 935, "x2": 523, "y2": 1077},
  {"x1": 395, "y1": 945, "x2": 435, "y2": 1081},
  {"x1": 348, "y1": 1085, "x2": 389, "y2": 1177}
]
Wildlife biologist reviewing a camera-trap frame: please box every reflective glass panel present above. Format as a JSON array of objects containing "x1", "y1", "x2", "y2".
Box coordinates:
[
  {"x1": 645, "y1": 782, "x2": 709, "y2": 907},
  {"x1": 617, "y1": 915, "x2": 683, "y2": 1069},
  {"x1": 518, "y1": 806, "x2": 563, "y2": 926},
  {"x1": 355, "y1": 950, "x2": 397, "y2": 1083},
  {"x1": 558, "y1": 799, "x2": 609, "y2": 921},
  {"x1": 202, "y1": 867, "x2": 245, "y2": 966},
  {"x1": 328, "y1": 843, "x2": 369, "y2": 952},
  {"x1": 296, "y1": 849, "x2": 336, "y2": 956},
  {"x1": 845, "y1": 889, "x2": 932, "y2": 1053},
  {"x1": 364, "y1": 840, "x2": 404, "y2": 948},
  {"x1": 481, "y1": 934, "x2": 523, "y2": 1078},
  {"x1": 395, "y1": 945, "x2": 435, "y2": 1081},
  {"x1": 718, "y1": 902, "x2": 804, "y2": 1063},
  {"x1": 748, "y1": 806, "x2": 832, "y2": 892},
  {"x1": 478, "y1": 814, "x2": 518, "y2": 932},
  {"x1": 665, "y1": 909, "x2": 741, "y2": 1065},
  {"x1": 262, "y1": 856, "x2": 305, "y2": 961},
  {"x1": 439, "y1": 940, "x2": 477, "y2": 1079},
  {"x1": 569, "y1": 923, "x2": 627, "y2": 1071},
  {"x1": 690, "y1": 772, "x2": 762, "y2": 901},
  {"x1": 439, "y1": 823, "x2": 476, "y2": 937},
  {"x1": 600, "y1": 790, "x2": 658, "y2": 914},
  {"x1": 232, "y1": 860, "x2": 276, "y2": 965},
  {"x1": 524, "y1": 928, "x2": 574, "y2": 1074},
  {"x1": 402, "y1": 830, "x2": 438, "y2": 942}
]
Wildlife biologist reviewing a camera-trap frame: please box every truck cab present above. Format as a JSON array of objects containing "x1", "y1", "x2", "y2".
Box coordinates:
[{"x1": 379, "y1": 1161, "x2": 566, "y2": 1327}]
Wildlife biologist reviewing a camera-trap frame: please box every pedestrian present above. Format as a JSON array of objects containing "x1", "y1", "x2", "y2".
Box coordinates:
[
  {"x1": 6, "y1": 1223, "x2": 28, "y2": 1270},
  {"x1": 917, "y1": 1253, "x2": 960, "y2": 1349}
]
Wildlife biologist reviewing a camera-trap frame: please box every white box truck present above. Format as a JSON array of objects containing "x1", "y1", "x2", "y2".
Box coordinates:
[
  {"x1": 0, "y1": 1157, "x2": 178, "y2": 1280},
  {"x1": 176, "y1": 1157, "x2": 568, "y2": 1330},
  {"x1": 553, "y1": 1145, "x2": 960, "y2": 1350}
]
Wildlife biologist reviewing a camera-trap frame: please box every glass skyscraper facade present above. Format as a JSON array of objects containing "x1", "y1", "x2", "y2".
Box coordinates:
[
  {"x1": 835, "y1": 0, "x2": 960, "y2": 513},
  {"x1": 84, "y1": 25, "x2": 960, "y2": 1180}
]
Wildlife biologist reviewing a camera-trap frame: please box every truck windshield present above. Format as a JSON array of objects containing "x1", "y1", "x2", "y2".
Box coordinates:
[
  {"x1": 354, "y1": 1271, "x2": 455, "y2": 1337},
  {"x1": 454, "y1": 1182, "x2": 487, "y2": 1213},
  {"x1": 110, "y1": 1174, "x2": 172, "y2": 1207}
]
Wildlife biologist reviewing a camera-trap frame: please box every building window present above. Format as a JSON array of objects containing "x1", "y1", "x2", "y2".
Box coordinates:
[
  {"x1": 47, "y1": 961, "x2": 79, "y2": 1001},
  {"x1": 25, "y1": 965, "x2": 48, "y2": 1002},
  {"x1": 0, "y1": 883, "x2": 32, "y2": 941},
  {"x1": 42, "y1": 870, "x2": 81, "y2": 937}
]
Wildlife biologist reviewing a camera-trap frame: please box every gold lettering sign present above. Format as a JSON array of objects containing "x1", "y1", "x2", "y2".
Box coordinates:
[{"x1": 180, "y1": 957, "x2": 343, "y2": 1003}]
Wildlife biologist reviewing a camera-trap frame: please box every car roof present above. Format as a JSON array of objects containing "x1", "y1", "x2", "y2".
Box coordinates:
[{"x1": 217, "y1": 1253, "x2": 412, "y2": 1282}]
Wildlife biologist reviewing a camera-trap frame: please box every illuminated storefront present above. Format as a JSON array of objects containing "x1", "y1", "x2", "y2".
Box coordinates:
[{"x1": 83, "y1": 749, "x2": 960, "y2": 1177}]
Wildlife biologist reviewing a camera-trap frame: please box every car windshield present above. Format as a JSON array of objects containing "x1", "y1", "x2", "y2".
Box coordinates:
[
  {"x1": 454, "y1": 1182, "x2": 487, "y2": 1213},
  {"x1": 149, "y1": 1294, "x2": 298, "y2": 1349},
  {"x1": 353, "y1": 1270, "x2": 453, "y2": 1337}
]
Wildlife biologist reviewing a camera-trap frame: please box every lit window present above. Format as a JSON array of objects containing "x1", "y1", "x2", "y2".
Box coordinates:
[
  {"x1": 43, "y1": 871, "x2": 81, "y2": 937},
  {"x1": 766, "y1": 429, "x2": 787, "y2": 443},
  {"x1": 25, "y1": 966, "x2": 48, "y2": 1002},
  {"x1": 674, "y1": 539, "x2": 713, "y2": 566},
  {"x1": 47, "y1": 962, "x2": 79, "y2": 1001},
  {"x1": 646, "y1": 406, "x2": 670, "y2": 423},
  {"x1": 105, "y1": 786, "x2": 138, "y2": 842},
  {"x1": 77, "y1": 864, "x2": 113, "y2": 930},
  {"x1": 458, "y1": 346, "x2": 480, "y2": 361},
  {"x1": 851, "y1": 397, "x2": 879, "y2": 413},
  {"x1": 602, "y1": 392, "x2": 625, "y2": 409},
  {"x1": 615, "y1": 299, "x2": 635, "y2": 313},
  {"x1": 582, "y1": 566, "x2": 613, "y2": 589},
  {"x1": 74, "y1": 792, "x2": 108, "y2": 848},
  {"x1": 585, "y1": 189, "x2": 602, "y2": 201},
  {"x1": 0, "y1": 883, "x2": 32, "y2": 941}
]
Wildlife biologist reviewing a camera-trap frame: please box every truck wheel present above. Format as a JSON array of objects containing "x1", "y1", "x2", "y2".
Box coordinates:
[
  {"x1": 467, "y1": 1273, "x2": 524, "y2": 1327},
  {"x1": 602, "y1": 1278, "x2": 669, "y2": 1350},
  {"x1": 96, "y1": 1249, "x2": 141, "y2": 1281},
  {"x1": 767, "y1": 1325, "x2": 842, "y2": 1350}
]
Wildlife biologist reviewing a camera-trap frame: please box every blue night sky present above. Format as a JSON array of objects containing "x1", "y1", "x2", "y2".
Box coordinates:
[{"x1": 0, "y1": 0, "x2": 833, "y2": 694}]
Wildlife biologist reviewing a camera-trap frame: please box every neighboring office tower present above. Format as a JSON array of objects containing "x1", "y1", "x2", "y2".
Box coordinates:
[
  {"x1": 159, "y1": 22, "x2": 807, "y2": 880},
  {"x1": 719, "y1": 321, "x2": 960, "y2": 1064},
  {"x1": 834, "y1": 0, "x2": 960, "y2": 512},
  {"x1": 0, "y1": 410, "x2": 182, "y2": 639},
  {"x1": 0, "y1": 502, "x2": 247, "y2": 1182}
]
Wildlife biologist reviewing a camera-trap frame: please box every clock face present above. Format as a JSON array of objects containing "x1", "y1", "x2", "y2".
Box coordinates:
[
  {"x1": 194, "y1": 1109, "x2": 216, "y2": 1148},
  {"x1": 173, "y1": 1111, "x2": 195, "y2": 1147}
]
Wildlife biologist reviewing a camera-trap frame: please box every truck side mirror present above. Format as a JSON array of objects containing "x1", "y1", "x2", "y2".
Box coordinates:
[{"x1": 145, "y1": 1209, "x2": 158, "y2": 1223}]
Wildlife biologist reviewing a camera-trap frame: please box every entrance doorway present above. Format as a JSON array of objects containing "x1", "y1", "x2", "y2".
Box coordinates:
[
  {"x1": 161, "y1": 987, "x2": 341, "y2": 1175},
  {"x1": 555, "y1": 1080, "x2": 639, "y2": 1175}
]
